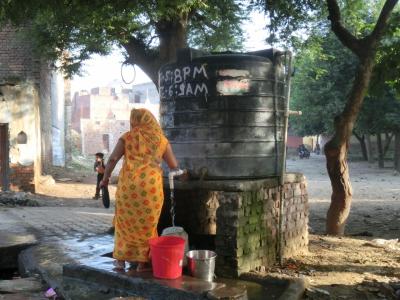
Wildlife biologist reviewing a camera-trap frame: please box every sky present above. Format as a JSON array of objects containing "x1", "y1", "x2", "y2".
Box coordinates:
[{"x1": 71, "y1": 12, "x2": 269, "y2": 94}]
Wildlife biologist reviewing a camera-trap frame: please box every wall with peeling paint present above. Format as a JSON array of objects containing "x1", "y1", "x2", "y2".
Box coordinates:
[{"x1": 0, "y1": 24, "x2": 68, "y2": 191}]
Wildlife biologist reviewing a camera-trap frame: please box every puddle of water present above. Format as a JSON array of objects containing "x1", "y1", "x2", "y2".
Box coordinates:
[
  {"x1": 217, "y1": 278, "x2": 285, "y2": 300},
  {"x1": 83, "y1": 255, "x2": 284, "y2": 299},
  {"x1": 59, "y1": 234, "x2": 287, "y2": 299}
]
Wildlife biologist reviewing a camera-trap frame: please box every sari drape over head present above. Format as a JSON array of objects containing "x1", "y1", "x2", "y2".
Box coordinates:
[{"x1": 113, "y1": 108, "x2": 168, "y2": 262}]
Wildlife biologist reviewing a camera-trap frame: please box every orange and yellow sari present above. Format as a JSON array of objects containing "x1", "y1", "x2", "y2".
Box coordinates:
[{"x1": 113, "y1": 109, "x2": 168, "y2": 262}]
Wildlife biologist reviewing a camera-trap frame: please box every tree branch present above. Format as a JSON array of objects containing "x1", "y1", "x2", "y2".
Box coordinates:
[
  {"x1": 383, "y1": 132, "x2": 394, "y2": 155},
  {"x1": 366, "y1": 0, "x2": 399, "y2": 45},
  {"x1": 353, "y1": 131, "x2": 364, "y2": 142},
  {"x1": 327, "y1": 0, "x2": 399, "y2": 57},
  {"x1": 192, "y1": 12, "x2": 219, "y2": 30},
  {"x1": 122, "y1": 37, "x2": 160, "y2": 85},
  {"x1": 329, "y1": 0, "x2": 398, "y2": 141},
  {"x1": 326, "y1": 0, "x2": 362, "y2": 57}
]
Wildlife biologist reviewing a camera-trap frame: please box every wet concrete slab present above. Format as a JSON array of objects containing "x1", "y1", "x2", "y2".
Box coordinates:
[
  {"x1": 64, "y1": 264, "x2": 219, "y2": 299},
  {"x1": 54, "y1": 235, "x2": 222, "y2": 298},
  {"x1": 18, "y1": 235, "x2": 111, "y2": 292},
  {"x1": 56, "y1": 235, "x2": 290, "y2": 299},
  {"x1": 18, "y1": 233, "x2": 304, "y2": 299},
  {"x1": 0, "y1": 209, "x2": 37, "y2": 269},
  {"x1": 62, "y1": 262, "x2": 290, "y2": 300},
  {"x1": 0, "y1": 231, "x2": 36, "y2": 248},
  {"x1": 109, "y1": 298, "x2": 147, "y2": 300},
  {"x1": 0, "y1": 295, "x2": 47, "y2": 300},
  {"x1": 0, "y1": 277, "x2": 42, "y2": 293}
]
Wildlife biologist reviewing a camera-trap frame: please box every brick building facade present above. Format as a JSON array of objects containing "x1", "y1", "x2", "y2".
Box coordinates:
[
  {"x1": 0, "y1": 24, "x2": 69, "y2": 192},
  {"x1": 72, "y1": 83, "x2": 159, "y2": 158}
]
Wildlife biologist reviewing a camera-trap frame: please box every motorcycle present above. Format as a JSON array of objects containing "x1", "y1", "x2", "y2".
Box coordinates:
[{"x1": 298, "y1": 145, "x2": 310, "y2": 159}]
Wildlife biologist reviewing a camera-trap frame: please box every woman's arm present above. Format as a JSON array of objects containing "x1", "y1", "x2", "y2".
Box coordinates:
[
  {"x1": 101, "y1": 138, "x2": 125, "y2": 186},
  {"x1": 162, "y1": 143, "x2": 178, "y2": 169}
]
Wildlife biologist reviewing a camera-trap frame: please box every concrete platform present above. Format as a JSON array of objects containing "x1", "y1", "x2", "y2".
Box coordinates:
[
  {"x1": 19, "y1": 234, "x2": 305, "y2": 299},
  {"x1": 2, "y1": 205, "x2": 305, "y2": 299}
]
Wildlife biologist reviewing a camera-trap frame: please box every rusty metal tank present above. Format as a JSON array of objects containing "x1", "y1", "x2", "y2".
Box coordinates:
[{"x1": 159, "y1": 48, "x2": 288, "y2": 179}]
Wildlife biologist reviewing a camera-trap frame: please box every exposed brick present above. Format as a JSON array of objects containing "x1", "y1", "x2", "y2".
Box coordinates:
[
  {"x1": 0, "y1": 24, "x2": 39, "y2": 83},
  {"x1": 158, "y1": 175, "x2": 309, "y2": 277},
  {"x1": 9, "y1": 163, "x2": 35, "y2": 193}
]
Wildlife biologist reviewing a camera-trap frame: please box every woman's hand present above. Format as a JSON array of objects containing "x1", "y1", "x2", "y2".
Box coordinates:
[
  {"x1": 177, "y1": 169, "x2": 189, "y2": 181},
  {"x1": 100, "y1": 178, "x2": 109, "y2": 188}
]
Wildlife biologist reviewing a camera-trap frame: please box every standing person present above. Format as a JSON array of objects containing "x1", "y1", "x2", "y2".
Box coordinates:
[
  {"x1": 100, "y1": 108, "x2": 179, "y2": 271},
  {"x1": 315, "y1": 143, "x2": 321, "y2": 155},
  {"x1": 93, "y1": 152, "x2": 105, "y2": 199}
]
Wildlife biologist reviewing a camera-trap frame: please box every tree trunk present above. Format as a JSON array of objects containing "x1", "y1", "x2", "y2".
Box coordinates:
[
  {"x1": 377, "y1": 133, "x2": 384, "y2": 168},
  {"x1": 122, "y1": 16, "x2": 188, "y2": 86},
  {"x1": 395, "y1": 130, "x2": 400, "y2": 172},
  {"x1": 354, "y1": 133, "x2": 368, "y2": 160},
  {"x1": 324, "y1": 55, "x2": 375, "y2": 235},
  {"x1": 360, "y1": 136, "x2": 368, "y2": 161},
  {"x1": 324, "y1": 141, "x2": 352, "y2": 235},
  {"x1": 383, "y1": 132, "x2": 393, "y2": 156},
  {"x1": 366, "y1": 133, "x2": 374, "y2": 163},
  {"x1": 324, "y1": 0, "x2": 397, "y2": 235},
  {"x1": 156, "y1": 17, "x2": 188, "y2": 66}
]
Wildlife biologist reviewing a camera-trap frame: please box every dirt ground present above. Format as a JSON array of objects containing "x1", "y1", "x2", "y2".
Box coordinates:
[
  {"x1": 33, "y1": 167, "x2": 117, "y2": 207},
  {"x1": 276, "y1": 154, "x2": 400, "y2": 299},
  {"x1": 30, "y1": 155, "x2": 400, "y2": 299},
  {"x1": 287, "y1": 154, "x2": 400, "y2": 239}
]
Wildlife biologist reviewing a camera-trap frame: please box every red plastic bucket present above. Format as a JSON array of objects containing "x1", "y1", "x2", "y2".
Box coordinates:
[{"x1": 149, "y1": 236, "x2": 185, "y2": 279}]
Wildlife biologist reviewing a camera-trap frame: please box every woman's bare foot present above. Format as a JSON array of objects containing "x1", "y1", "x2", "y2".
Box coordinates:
[
  {"x1": 128, "y1": 261, "x2": 138, "y2": 269},
  {"x1": 136, "y1": 262, "x2": 152, "y2": 272},
  {"x1": 113, "y1": 259, "x2": 126, "y2": 270}
]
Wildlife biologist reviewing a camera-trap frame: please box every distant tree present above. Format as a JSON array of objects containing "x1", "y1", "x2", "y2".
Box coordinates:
[
  {"x1": 0, "y1": 0, "x2": 247, "y2": 85},
  {"x1": 255, "y1": 0, "x2": 399, "y2": 235},
  {"x1": 356, "y1": 88, "x2": 400, "y2": 166},
  {"x1": 370, "y1": 14, "x2": 400, "y2": 170},
  {"x1": 290, "y1": 32, "x2": 357, "y2": 137},
  {"x1": 291, "y1": 31, "x2": 400, "y2": 164}
]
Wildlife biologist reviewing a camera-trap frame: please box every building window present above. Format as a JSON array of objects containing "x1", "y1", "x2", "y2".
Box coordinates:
[
  {"x1": 134, "y1": 94, "x2": 141, "y2": 103},
  {"x1": 17, "y1": 131, "x2": 27, "y2": 144},
  {"x1": 102, "y1": 134, "x2": 110, "y2": 152}
]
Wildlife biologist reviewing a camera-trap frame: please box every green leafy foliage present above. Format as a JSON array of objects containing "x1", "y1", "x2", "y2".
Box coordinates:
[
  {"x1": 290, "y1": 28, "x2": 400, "y2": 137},
  {"x1": 371, "y1": 11, "x2": 400, "y2": 94},
  {"x1": 290, "y1": 33, "x2": 357, "y2": 136},
  {"x1": 251, "y1": 0, "x2": 395, "y2": 46},
  {"x1": 249, "y1": 0, "x2": 325, "y2": 46},
  {"x1": 187, "y1": 0, "x2": 246, "y2": 51},
  {"x1": 0, "y1": 0, "x2": 247, "y2": 77},
  {"x1": 279, "y1": 0, "x2": 400, "y2": 137},
  {"x1": 357, "y1": 88, "x2": 400, "y2": 134}
]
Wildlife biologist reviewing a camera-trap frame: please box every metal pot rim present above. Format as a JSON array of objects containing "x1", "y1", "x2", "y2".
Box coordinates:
[{"x1": 186, "y1": 250, "x2": 217, "y2": 260}]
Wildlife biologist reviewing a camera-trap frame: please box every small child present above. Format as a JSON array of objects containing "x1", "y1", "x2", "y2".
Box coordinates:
[{"x1": 93, "y1": 152, "x2": 105, "y2": 199}]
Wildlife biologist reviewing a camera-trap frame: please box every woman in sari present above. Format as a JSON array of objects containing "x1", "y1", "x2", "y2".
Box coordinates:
[{"x1": 101, "y1": 108, "x2": 179, "y2": 271}]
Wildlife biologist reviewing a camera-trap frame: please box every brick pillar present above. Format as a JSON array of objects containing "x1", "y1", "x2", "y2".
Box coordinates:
[{"x1": 215, "y1": 192, "x2": 241, "y2": 277}]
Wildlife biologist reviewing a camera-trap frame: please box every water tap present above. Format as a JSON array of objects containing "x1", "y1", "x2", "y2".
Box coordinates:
[{"x1": 168, "y1": 169, "x2": 186, "y2": 190}]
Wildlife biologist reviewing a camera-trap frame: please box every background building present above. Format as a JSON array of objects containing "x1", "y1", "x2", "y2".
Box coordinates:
[
  {"x1": 0, "y1": 24, "x2": 69, "y2": 192},
  {"x1": 71, "y1": 82, "x2": 159, "y2": 158}
]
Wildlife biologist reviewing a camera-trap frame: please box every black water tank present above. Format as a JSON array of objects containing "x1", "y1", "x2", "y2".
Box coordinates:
[{"x1": 159, "y1": 48, "x2": 287, "y2": 179}]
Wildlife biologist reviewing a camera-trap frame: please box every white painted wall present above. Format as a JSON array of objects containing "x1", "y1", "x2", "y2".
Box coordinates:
[{"x1": 51, "y1": 70, "x2": 66, "y2": 166}]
